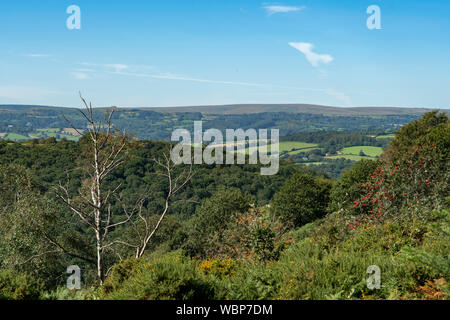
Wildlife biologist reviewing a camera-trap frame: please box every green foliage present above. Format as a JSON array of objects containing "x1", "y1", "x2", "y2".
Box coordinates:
[
  {"x1": 42, "y1": 287, "x2": 96, "y2": 300},
  {"x1": 0, "y1": 164, "x2": 72, "y2": 286},
  {"x1": 386, "y1": 111, "x2": 448, "y2": 162},
  {"x1": 0, "y1": 270, "x2": 44, "y2": 300},
  {"x1": 99, "y1": 251, "x2": 216, "y2": 300},
  {"x1": 272, "y1": 173, "x2": 333, "y2": 227},
  {"x1": 0, "y1": 105, "x2": 421, "y2": 141},
  {"x1": 250, "y1": 226, "x2": 278, "y2": 263},
  {"x1": 328, "y1": 159, "x2": 379, "y2": 213},
  {"x1": 98, "y1": 258, "x2": 142, "y2": 297},
  {"x1": 198, "y1": 258, "x2": 238, "y2": 278},
  {"x1": 184, "y1": 187, "x2": 253, "y2": 257},
  {"x1": 0, "y1": 111, "x2": 448, "y2": 300}
]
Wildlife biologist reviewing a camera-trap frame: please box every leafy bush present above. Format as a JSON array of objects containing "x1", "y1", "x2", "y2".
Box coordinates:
[
  {"x1": 184, "y1": 187, "x2": 253, "y2": 257},
  {"x1": 42, "y1": 287, "x2": 97, "y2": 300},
  {"x1": 272, "y1": 174, "x2": 332, "y2": 227},
  {"x1": 0, "y1": 270, "x2": 44, "y2": 300},
  {"x1": 99, "y1": 251, "x2": 216, "y2": 300},
  {"x1": 328, "y1": 159, "x2": 379, "y2": 213},
  {"x1": 199, "y1": 258, "x2": 238, "y2": 278}
]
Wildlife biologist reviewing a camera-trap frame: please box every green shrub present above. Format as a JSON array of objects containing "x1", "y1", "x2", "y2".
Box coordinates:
[
  {"x1": 42, "y1": 287, "x2": 97, "y2": 300},
  {"x1": 0, "y1": 270, "x2": 44, "y2": 300},
  {"x1": 272, "y1": 174, "x2": 332, "y2": 228},
  {"x1": 328, "y1": 159, "x2": 379, "y2": 213},
  {"x1": 99, "y1": 251, "x2": 216, "y2": 300},
  {"x1": 184, "y1": 187, "x2": 253, "y2": 257}
]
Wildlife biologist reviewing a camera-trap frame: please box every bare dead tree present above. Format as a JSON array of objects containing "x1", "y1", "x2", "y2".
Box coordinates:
[
  {"x1": 54, "y1": 95, "x2": 194, "y2": 284},
  {"x1": 103, "y1": 148, "x2": 194, "y2": 259},
  {"x1": 55, "y1": 95, "x2": 129, "y2": 284}
]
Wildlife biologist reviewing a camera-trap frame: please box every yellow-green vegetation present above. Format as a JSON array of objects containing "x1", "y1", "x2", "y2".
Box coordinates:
[
  {"x1": 1, "y1": 128, "x2": 81, "y2": 142},
  {"x1": 305, "y1": 162, "x2": 325, "y2": 166},
  {"x1": 36, "y1": 128, "x2": 60, "y2": 133},
  {"x1": 279, "y1": 141, "x2": 318, "y2": 153},
  {"x1": 285, "y1": 147, "x2": 321, "y2": 155},
  {"x1": 4, "y1": 133, "x2": 29, "y2": 141},
  {"x1": 244, "y1": 141, "x2": 318, "y2": 155},
  {"x1": 326, "y1": 154, "x2": 372, "y2": 161},
  {"x1": 376, "y1": 134, "x2": 396, "y2": 140},
  {"x1": 341, "y1": 146, "x2": 383, "y2": 157}
]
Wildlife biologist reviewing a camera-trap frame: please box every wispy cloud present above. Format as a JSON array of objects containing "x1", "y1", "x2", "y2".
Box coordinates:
[
  {"x1": 80, "y1": 62, "x2": 129, "y2": 73},
  {"x1": 263, "y1": 5, "x2": 306, "y2": 16},
  {"x1": 109, "y1": 70, "x2": 267, "y2": 87},
  {"x1": 78, "y1": 61, "x2": 352, "y2": 106},
  {"x1": 23, "y1": 53, "x2": 51, "y2": 58},
  {"x1": 70, "y1": 72, "x2": 89, "y2": 80},
  {"x1": 289, "y1": 42, "x2": 333, "y2": 67}
]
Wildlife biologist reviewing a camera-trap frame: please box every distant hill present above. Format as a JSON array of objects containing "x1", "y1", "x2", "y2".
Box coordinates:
[
  {"x1": 143, "y1": 104, "x2": 439, "y2": 116},
  {"x1": 0, "y1": 104, "x2": 447, "y2": 142},
  {"x1": 0, "y1": 104, "x2": 444, "y2": 116}
]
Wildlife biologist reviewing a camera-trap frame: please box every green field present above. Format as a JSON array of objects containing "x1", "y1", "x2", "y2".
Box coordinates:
[
  {"x1": 4, "y1": 133, "x2": 29, "y2": 141},
  {"x1": 341, "y1": 146, "x2": 383, "y2": 157},
  {"x1": 304, "y1": 162, "x2": 325, "y2": 166},
  {"x1": 326, "y1": 154, "x2": 373, "y2": 161},
  {"x1": 279, "y1": 141, "x2": 318, "y2": 152},
  {"x1": 287, "y1": 147, "x2": 321, "y2": 155},
  {"x1": 376, "y1": 134, "x2": 395, "y2": 140},
  {"x1": 36, "y1": 128, "x2": 60, "y2": 133},
  {"x1": 0, "y1": 128, "x2": 81, "y2": 142},
  {"x1": 244, "y1": 141, "x2": 318, "y2": 155}
]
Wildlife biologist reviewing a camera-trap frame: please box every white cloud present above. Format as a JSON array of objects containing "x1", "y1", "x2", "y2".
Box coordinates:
[
  {"x1": 106, "y1": 64, "x2": 128, "y2": 72},
  {"x1": 80, "y1": 62, "x2": 129, "y2": 73},
  {"x1": 289, "y1": 42, "x2": 333, "y2": 67},
  {"x1": 78, "y1": 61, "x2": 354, "y2": 107},
  {"x1": 263, "y1": 5, "x2": 306, "y2": 15},
  {"x1": 79, "y1": 63, "x2": 157, "y2": 75},
  {"x1": 70, "y1": 72, "x2": 89, "y2": 80}
]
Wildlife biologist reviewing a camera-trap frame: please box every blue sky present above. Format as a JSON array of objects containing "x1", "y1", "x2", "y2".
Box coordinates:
[{"x1": 0, "y1": 0, "x2": 449, "y2": 109}]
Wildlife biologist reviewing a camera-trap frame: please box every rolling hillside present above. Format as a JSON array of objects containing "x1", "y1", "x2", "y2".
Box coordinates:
[{"x1": 0, "y1": 104, "x2": 444, "y2": 142}]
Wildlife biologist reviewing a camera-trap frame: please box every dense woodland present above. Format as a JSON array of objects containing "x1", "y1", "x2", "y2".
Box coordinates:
[{"x1": 0, "y1": 110, "x2": 448, "y2": 300}]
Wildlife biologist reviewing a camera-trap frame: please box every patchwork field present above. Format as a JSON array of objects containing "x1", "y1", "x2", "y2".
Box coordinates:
[
  {"x1": 376, "y1": 134, "x2": 396, "y2": 140},
  {"x1": 1, "y1": 128, "x2": 81, "y2": 142},
  {"x1": 326, "y1": 154, "x2": 373, "y2": 161},
  {"x1": 244, "y1": 141, "x2": 318, "y2": 155},
  {"x1": 341, "y1": 146, "x2": 383, "y2": 157}
]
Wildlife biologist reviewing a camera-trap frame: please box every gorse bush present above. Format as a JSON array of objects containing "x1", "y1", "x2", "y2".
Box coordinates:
[
  {"x1": 0, "y1": 270, "x2": 44, "y2": 300},
  {"x1": 99, "y1": 251, "x2": 216, "y2": 300},
  {"x1": 198, "y1": 258, "x2": 238, "y2": 278}
]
